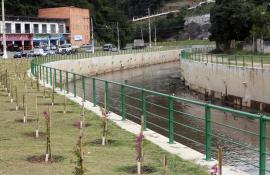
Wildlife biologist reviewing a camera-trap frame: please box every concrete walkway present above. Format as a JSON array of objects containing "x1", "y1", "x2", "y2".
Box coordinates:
[{"x1": 28, "y1": 70, "x2": 249, "y2": 175}]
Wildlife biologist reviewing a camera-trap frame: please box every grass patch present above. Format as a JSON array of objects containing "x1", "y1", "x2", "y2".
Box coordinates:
[{"x1": 0, "y1": 59, "x2": 208, "y2": 175}]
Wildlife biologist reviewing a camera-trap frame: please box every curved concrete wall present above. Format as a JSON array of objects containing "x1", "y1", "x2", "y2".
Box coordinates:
[
  {"x1": 45, "y1": 50, "x2": 181, "y2": 76},
  {"x1": 180, "y1": 59, "x2": 270, "y2": 111}
]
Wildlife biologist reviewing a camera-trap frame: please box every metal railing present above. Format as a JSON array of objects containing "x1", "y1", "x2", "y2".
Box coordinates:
[
  {"x1": 31, "y1": 48, "x2": 269, "y2": 175},
  {"x1": 181, "y1": 48, "x2": 270, "y2": 69}
]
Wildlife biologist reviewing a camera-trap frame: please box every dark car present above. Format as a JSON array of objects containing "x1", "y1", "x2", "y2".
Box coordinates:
[{"x1": 13, "y1": 51, "x2": 27, "y2": 58}]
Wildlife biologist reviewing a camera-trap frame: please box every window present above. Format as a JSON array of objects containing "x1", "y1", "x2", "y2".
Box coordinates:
[
  {"x1": 50, "y1": 24, "x2": 56, "y2": 33},
  {"x1": 25, "y1": 24, "x2": 30, "y2": 33},
  {"x1": 66, "y1": 26, "x2": 70, "y2": 33},
  {"x1": 59, "y1": 24, "x2": 64, "y2": 33},
  {"x1": 34, "y1": 24, "x2": 39, "y2": 33},
  {"x1": 42, "y1": 24, "x2": 47, "y2": 33},
  {"x1": 5, "y1": 23, "x2": 11, "y2": 33},
  {"x1": 15, "y1": 23, "x2": 21, "y2": 33}
]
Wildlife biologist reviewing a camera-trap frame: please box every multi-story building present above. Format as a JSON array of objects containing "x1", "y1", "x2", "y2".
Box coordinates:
[
  {"x1": 38, "y1": 6, "x2": 91, "y2": 47},
  {"x1": 0, "y1": 6, "x2": 91, "y2": 51},
  {"x1": 0, "y1": 16, "x2": 68, "y2": 50}
]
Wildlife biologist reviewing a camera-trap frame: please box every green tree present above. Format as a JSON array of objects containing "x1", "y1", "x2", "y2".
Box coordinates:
[
  {"x1": 250, "y1": 5, "x2": 270, "y2": 40},
  {"x1": 210, "y1": 0, "x2": 253, "y2": 51}
]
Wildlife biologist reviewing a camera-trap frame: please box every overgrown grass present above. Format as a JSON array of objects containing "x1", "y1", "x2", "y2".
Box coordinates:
[
  {"x1": 157, "y1": 39, "x2": 214, "y2": 47},
  {"x1": 0, "y1": 59, "x2": 208, "y2": 175}
]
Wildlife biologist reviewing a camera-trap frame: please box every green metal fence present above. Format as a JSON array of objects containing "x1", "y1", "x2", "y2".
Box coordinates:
[
  {"x1": 31, "y1": 48, "x2": 270, "y2": 175},
  {"x1": 182, "y1": 48, "x2": 270, "y2": 69}
]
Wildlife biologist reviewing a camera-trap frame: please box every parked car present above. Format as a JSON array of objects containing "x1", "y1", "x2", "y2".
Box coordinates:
[
  {"x1": 50, "y1": 45, "x2": 57, "y2": 50},
  {"x1": 103, "y1": 44, "x2": 118, "y2": 52},
  {"x1": 80, "y1": 44, "x2": 93, "y2": 53},
  {"x1": 44, "y1": 49, "x2": 55, "y2": 55},
  {"x1": 33, "y1": 48, "x2": 47, "y2": 57},
  {"x1": 13, "y1": 51, "x2": 27, "y2": 58},
  {"x1": 111, "y1": 47, "x2": 118, "y2": 52},
  {"x1": 103, "y1": 44, "x2": 113, "y2": 51},
  {"x1": 58, "y1": 44, "x2": 72, "y2": 53},
  {"x1": 27, "y1": 50, "x2": 35, "y2": 57}
]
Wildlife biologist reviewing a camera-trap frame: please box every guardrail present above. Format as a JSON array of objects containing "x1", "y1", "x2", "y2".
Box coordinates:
[
  {"x1": 31, "y1": 47, "x2": 269, "y2": 175},
  {"x1": 182, "y1": 48, "x2": 270, "y2": 69}
]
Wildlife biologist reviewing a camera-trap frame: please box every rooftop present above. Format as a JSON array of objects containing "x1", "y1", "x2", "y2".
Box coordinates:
[{"x1": 1, "y1": 15, "x2": 69, "y2": 23}]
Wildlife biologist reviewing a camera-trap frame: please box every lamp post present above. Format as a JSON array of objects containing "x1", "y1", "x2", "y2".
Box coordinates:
[
  {"x1": 117, "y1": 22, "x2": 120, "y2": 51},
  {"x1": 2, "y1": 0, "x2": 7, "y2": 59},
  {"x1": 148, "y1": 8, "x2": 152, "y2": 48},
  {"x1": 91, "y1": 17, "x2": 95, "y2": 54}
]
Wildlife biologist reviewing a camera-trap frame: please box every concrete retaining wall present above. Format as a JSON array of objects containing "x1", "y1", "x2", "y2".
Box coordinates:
[
  {"x1": 180, "y1": 59, "x2": 270, "y2": 112},
  {"x1": 45, "y1": 50, "x2": 181, "y2": 76}
]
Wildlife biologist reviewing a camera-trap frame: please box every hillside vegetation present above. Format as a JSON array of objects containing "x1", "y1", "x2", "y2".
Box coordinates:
[{"x1": 4, "y1": 0, "x2": 203, "y2": 46}]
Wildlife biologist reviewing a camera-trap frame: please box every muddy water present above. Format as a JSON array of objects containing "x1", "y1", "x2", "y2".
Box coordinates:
[{"x1": 70, "y1": 61, "x2": 270, "y2": 175}]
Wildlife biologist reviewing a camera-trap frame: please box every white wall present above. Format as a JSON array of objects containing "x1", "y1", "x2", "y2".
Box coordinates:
[
  {"x1": 45, "y1": 50, "x2": 181, "y2": 76},
  {"x1": 180, "y1": 59, "x2": 270, "y2": 108}
]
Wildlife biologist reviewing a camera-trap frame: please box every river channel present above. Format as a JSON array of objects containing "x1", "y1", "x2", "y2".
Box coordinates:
[{"x1": 69, "y1": 61, "x2": 270, "y2": 175}]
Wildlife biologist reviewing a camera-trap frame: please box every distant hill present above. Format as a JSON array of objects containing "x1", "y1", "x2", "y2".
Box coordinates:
[{"x1": 3, "y1": 0, "x2": 206, "y2": 45}]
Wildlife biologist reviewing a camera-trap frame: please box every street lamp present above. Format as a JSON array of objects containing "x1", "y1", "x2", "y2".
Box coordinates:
[
  {"x1": 1, "y1": 0, "x2": 7, "y2": 59},
  {"x1": 148, "y1": 8, "x2": 152, "y2": 48}
]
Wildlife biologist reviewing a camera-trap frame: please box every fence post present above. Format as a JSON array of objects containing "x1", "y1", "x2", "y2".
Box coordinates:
[
  {"x1": 39, "y1": 65, "x2": 41, "y2": 79},
  {"x1": 105, "y1": 81, "x2": 110, "y2": 112},
  {"x1": 243, "y1": 56, "x2": 245, "y2": 67},
  {"x1": 261, "y1": 56, "x2": 263, "y2": 69},
  {"x1": 252, "y1": 56, "x2": 254, "y2": 68},
  {"x1": 50, "y1": 68, "x2": 52, "y2": 86},
  {"x1": 141, "y1": 89, "x2": 147, "y2": 130},
  {"x1": 259, "y1": 115, "x2": 266, "y2": 175},
  {"x1": 42, "y1": 66, "x2": 45, "y2": 83},
  {"x1": 235, "y1": 55, "x2": 237, "y2": 66},
  {"x1": 222, "y1": 55, "x2": 224, "y2": 64},
  {"x1": 66, "y1": 72, "x2": 69, "y2": 94},
  {"x1": 60, "y1": 70, "x2": 62, "y2": 91},
  {"x1": 168, "y1": 96, "x2": 174, "y2": 144},
  {"x1": 92, "y1": 78, "x2": 96, "y2": 107},
  {"x1": 82, "y1": 75, "x2": 86, "y2": 101},
  {"x1": 46, "y1": 67, "x2": 48, "y2": 84},
  {"x1": 205, "y1": 104, "x2": 212, "y2": 160},
  {"x1": 54, "y1": 69, "x2": 57, "y2": 88},
  {"x1": 73, "y1": 73, "x2": 76, "y2": 97},
  {"x1": 121, "y1": 84, "x2": 126, "y2": 121}
]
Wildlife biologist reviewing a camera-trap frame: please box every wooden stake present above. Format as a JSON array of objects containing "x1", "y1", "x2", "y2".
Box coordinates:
[
  {"x1": 218, "y1": 145, "x2": 222, "y2": 175},
  {"x1": 35, "y1": 95, "x2": 39, "y2": 139},
  {"x1": 23, "y1": 84, "x2": 28, "y2": 123},
  {"x1": 163, "y1": 155, "x2": 168, "y2": 175},
  {"x1": 51, "y1": 78, "x2": 55, "y2": 106},
  {"x1": 15, "y1": 86, "x2": 19, "y2": 111},
  {"x1": 36, "y1": 71, "x2": 39, "y2": 91},
  {"x1": 63, "y1": 83, "x2": 67, "y2": 114},
  {"x1": 102, "y1": 92, "x2": 108, "y2": 146}
]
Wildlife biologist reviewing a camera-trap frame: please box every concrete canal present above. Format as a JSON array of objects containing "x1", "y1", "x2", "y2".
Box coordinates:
[{"x1": 69, "y1": 61, "x2": 270, "y2": 175}]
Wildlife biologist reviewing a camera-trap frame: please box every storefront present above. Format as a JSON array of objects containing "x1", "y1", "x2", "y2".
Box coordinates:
[
  {"x1": 0, "y1": 34, "x2": 33, "y2": 51},
  {"x1": 33, "y1": 34, "x2": 67, "y2": 49}
]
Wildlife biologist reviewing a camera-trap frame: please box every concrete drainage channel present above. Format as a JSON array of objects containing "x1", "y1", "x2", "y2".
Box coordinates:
[{"x1": 28, "y1": 69, "x2": 248, "y2": 175}]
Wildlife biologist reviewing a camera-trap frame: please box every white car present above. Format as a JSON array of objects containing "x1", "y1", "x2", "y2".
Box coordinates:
[
  {"x1": 58, "y1": 44, "x2": 72, "y2": 53},
  {"x1": 33, "y1": 48, "x2": 47, "y2": 57}
]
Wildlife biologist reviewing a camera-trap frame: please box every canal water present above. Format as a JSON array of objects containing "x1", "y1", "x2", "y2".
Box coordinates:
[{"x1": 71, "y1": 61, "x2": 270, "y2": 175}]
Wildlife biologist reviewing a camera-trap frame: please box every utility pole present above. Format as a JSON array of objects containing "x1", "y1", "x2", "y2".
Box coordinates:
[
  {"x1": 2, "y1": 0, "x2": 7, "y2": 59},
  {"x1": 91, "y1": 17, "x2": 95, "y2": 54},
  {"x1": 148, "y1": 8, "x2": 152, "y2": 48},
  {"x1": 117, "y1": 22, "x2": 120, "y2": 51},
  {"x1": 154, "y1": 25, "x2": 157, "y2": 46}
]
